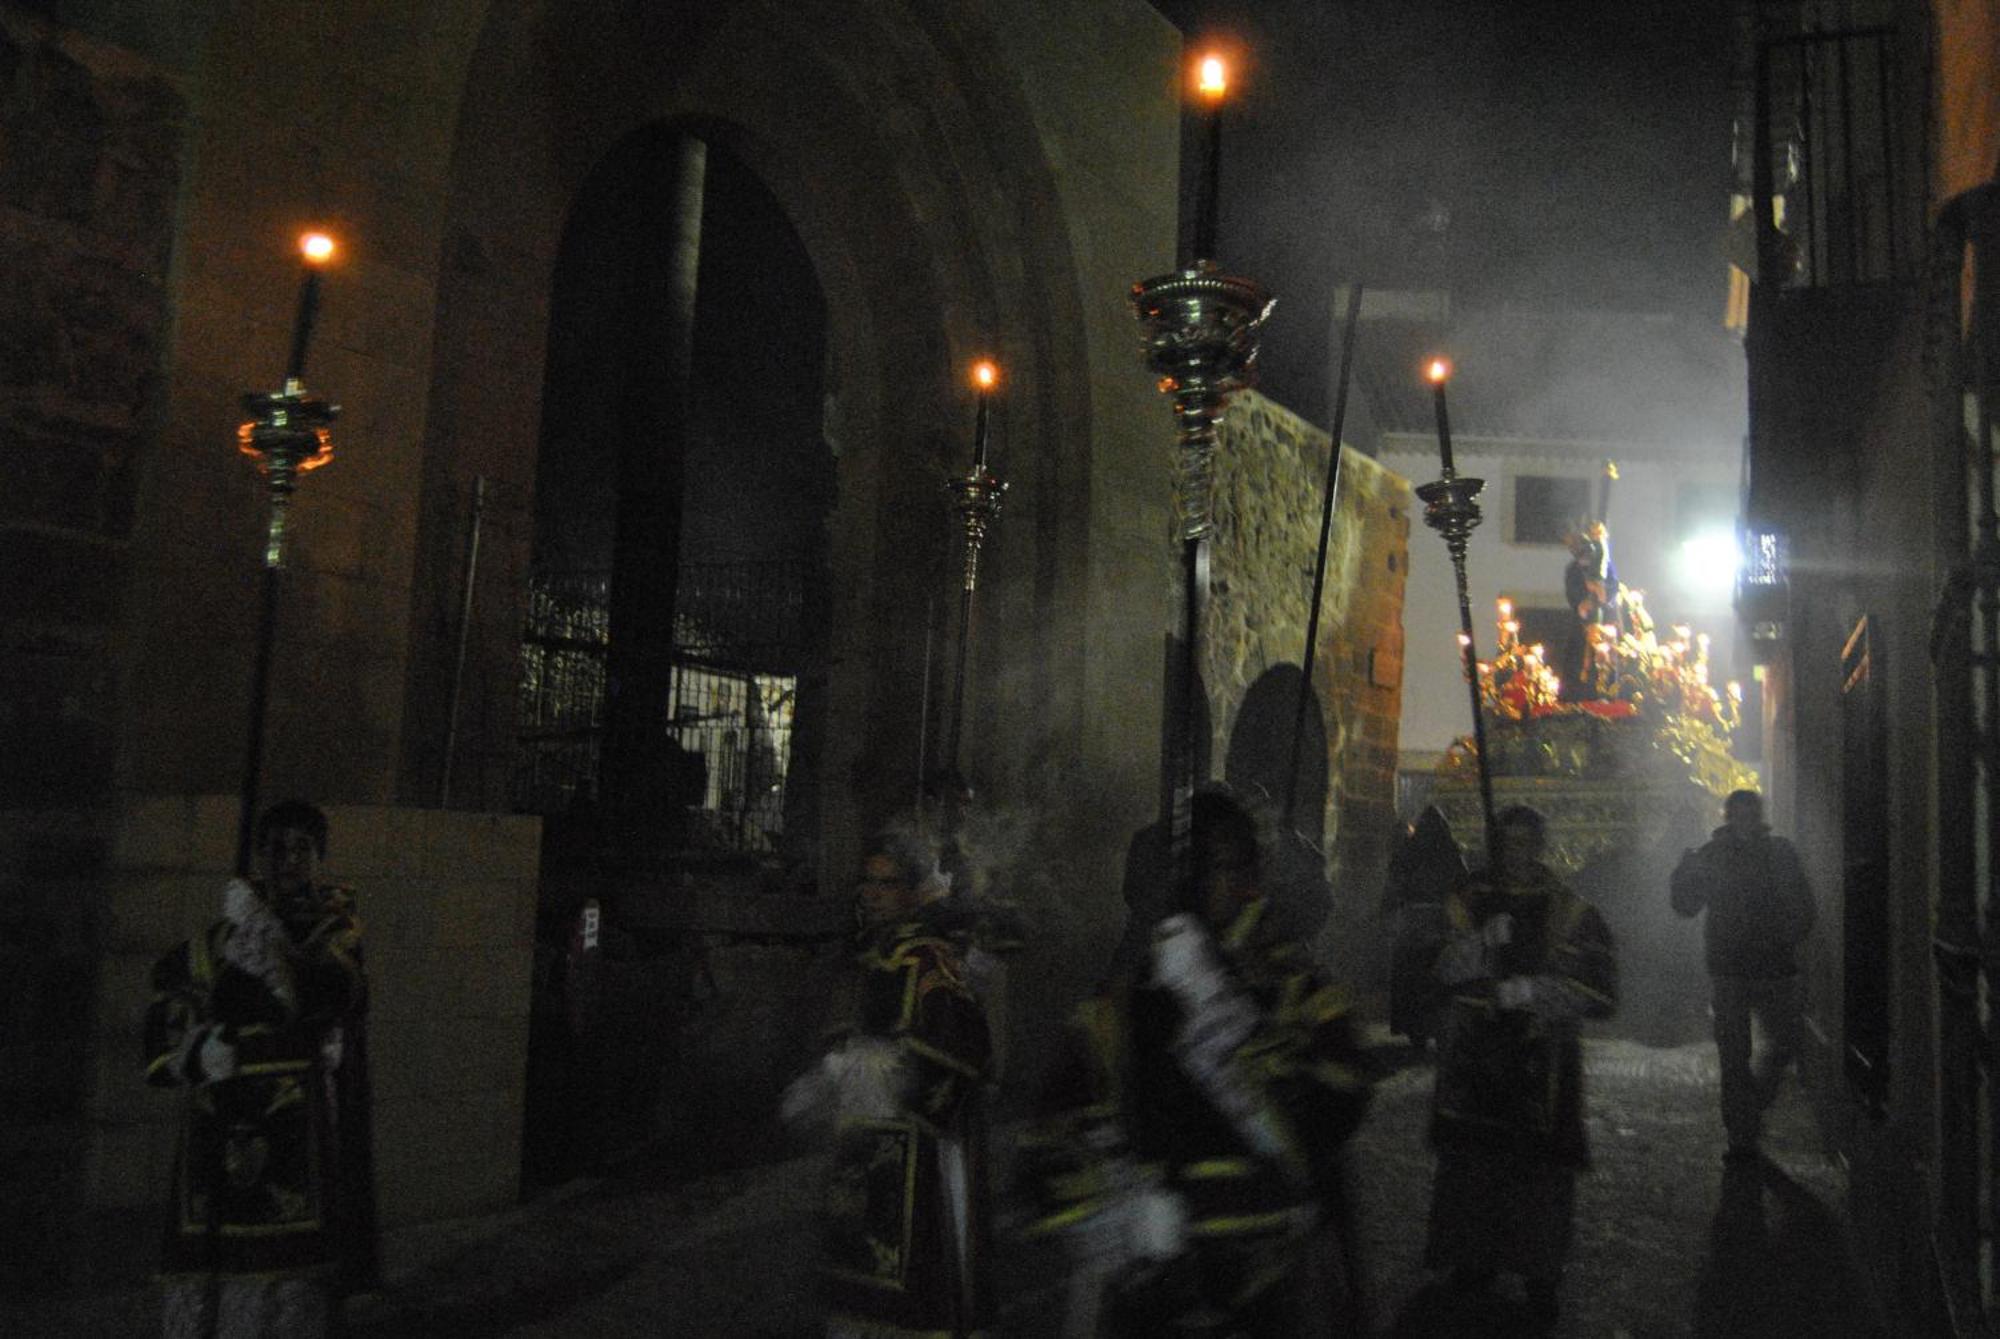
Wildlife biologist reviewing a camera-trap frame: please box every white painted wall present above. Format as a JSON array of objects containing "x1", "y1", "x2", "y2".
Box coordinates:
[{"x1": 1381, "y1": 436, "x2": 1743, "y2": 754}]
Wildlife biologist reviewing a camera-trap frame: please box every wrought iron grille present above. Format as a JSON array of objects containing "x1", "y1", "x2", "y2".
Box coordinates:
[
  {"x1": 512, "y1": 559, "x2": 806, "y2": 855},
  {"x1": 514, "y1": 570, "x2": 611, "y2": 814}
]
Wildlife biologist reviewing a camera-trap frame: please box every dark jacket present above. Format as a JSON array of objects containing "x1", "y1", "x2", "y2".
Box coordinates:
[{"x1": 1670, "y1": 824, "x2": 1815, "y2": 978}]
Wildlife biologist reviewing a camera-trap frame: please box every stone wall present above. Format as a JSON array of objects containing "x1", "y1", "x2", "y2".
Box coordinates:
[
  {"x1": 0, "y1": 0, "x2": 1189, "y2": 1288},
  {"x1": 0, "y1": 10, "x2": 181, "y2": 807},
  {"x1": 29, "y1": 799, "x2": 538, "y2": 1290},
  {"x1": 1206, "y1": 391, "x2": 1409, "y2": 983}
]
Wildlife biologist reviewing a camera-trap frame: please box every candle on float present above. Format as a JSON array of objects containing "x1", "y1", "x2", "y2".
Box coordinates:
[
  {"x1": 1191, "y1": 54, "x2": 1228, "y2": 262},
  {"x1": 1425, "y1": 357, "x2": 1456, "y2": 475},
  {"x1": 286, "y1": 231, "x2": 337, "y2": 385},
  {"x1": 970, "y1": 359, "x2": 998, "y2": 469}
]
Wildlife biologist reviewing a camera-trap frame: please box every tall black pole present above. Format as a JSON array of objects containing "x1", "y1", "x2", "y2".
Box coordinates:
[
  {"x1": 235, "y1": 561, "x2": 280, "y2": 876},
  {"x1": 1416, "y1": 365, "x2": 1495, "y2": 849},
  {"x1": 943, "y1": 581, "x2": 976, "y2": 785},
  {"x1": 1446, "y1": 525, "x2": 1498, "y2": 846},
  {"x1": 235, "y1": 240, "x2": 338, "y2": 873},
  {"x1": 1284, "y1": 282, "x2": 1363, "y2": 828}
]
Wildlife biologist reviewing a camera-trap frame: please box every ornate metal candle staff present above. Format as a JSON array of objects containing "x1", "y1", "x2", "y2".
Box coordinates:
[
  {"x1": 232, "y1": 232, "x2": 341, "y2": 874},
  {"x1": 940, "y1": 358, "x2": 1008, "y2": 790},
  {"x1": 1132, "y1": 57, "x2": 1274, "y2": 907},
  {"x1": 1415, "y1": 356, "x2": 1497, "y2": 847}
]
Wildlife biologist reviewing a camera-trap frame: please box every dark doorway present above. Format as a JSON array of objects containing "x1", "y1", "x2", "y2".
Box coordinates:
[
  {"x1": 515, "y1": 131, "x2": 832, "y2": 874},
  {"x1": 516, "y1": 128, "x2": 833, "y2": 1183}
]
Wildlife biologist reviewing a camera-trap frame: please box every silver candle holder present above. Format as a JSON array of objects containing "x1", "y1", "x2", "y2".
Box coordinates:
[
  {"x1": 1131, "y1": 263, "x2": 1274, "y2": 541},
  {"x1": 1132, "y1": 260, "x2": 1274, "y2": 907},
  {"x1": 237, "y1": 380, "x2": 339, "y2": 570},
  {"x1": 1416, "y1": 470, "x2": 1497, "y2": 845}
]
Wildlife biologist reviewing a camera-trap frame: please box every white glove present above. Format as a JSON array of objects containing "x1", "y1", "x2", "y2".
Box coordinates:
[
  {"x1": 1151, "y1": 914, "x2": 1220, "y2": 1002},
  {"x1": 1130, "y1": 1187, "x2": 1188, "y2": 1260},
  {"x1": 779, "y1": 1064, "x2": 834, "y2": 1135},
  {"x1": 1494, "y1": 975, "x2": 1537, "y2": 1011},
  {"x1": 221, "y1": 878, "x2": 297, "y2": 1010},
  {"x1": 784, "y1": 1037, "x2": 908, "y2": 1135},
  {"x1": 197, "y1": 1028, "x2": 238, "y2": 1082}
]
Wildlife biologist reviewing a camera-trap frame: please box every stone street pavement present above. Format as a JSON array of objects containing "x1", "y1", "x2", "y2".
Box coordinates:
[{"x1": 3, "y1": 1034, "x2": 1887, "y2": 1337}]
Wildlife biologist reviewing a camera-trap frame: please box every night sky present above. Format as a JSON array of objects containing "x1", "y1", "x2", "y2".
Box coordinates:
[{"x1": 1148, "y1": 0, "x2": 1739, "y2": 427}]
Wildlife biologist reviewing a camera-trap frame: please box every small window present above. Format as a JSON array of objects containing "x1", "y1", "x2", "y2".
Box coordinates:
[{"x1": 1512, "y1": 476, "x2": 1590, "y2": 546}]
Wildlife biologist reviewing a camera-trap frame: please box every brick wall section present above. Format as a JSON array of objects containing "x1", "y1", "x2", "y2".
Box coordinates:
[
  {"x1": 65, "y1": 798, "x2": 538, "y2": 1288},
  {"x1": 0, "y1": 11, "x2": 182, "y2": 806},
  {"x1": 1206, "y1": 391, "x2": 1410, "y2": 982}
]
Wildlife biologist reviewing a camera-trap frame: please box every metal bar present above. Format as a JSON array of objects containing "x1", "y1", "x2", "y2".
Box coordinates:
[
  {"x1": 1449, "y1": 538, "x2": 1497, "y2": 845},
  {"x1": 1285, "y1": 282, "x2": 1363, "y2": 829},
  {"x1": 944, "y1": 583, "x2": 974, "y2": 787},
  {"x1": 915, "y1": 593, "x2": 936, "y2": 820},
  {"x1": 1800, "y1": 43, "x2": 1819, "y2": 285},
  {"x1": 441, "y1": 475, "x2": 488, "y2": 808},
  {"x1": 233, "y1": 561, "x2": 280, "y2": 877},
  {"x1": 1875, "y1": 33, "x2": 1897, "y2": 275},
  {"x1": 1172, "y1": 533, "x2": 1206, "y2": 911},
  {"x1": 1753, "y1": 44, "x2": 1782, "y2": 287},
  {"x1": 1837, "y1": 35, "x2": 1858, "y2": 283}
]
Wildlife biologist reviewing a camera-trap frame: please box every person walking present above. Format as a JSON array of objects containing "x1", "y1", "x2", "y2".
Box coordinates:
[
  {"x1": 1020, "y1": 788, "x2": 1373, "y2": 1337},
  {"x1": 1422, "y1": 804, "x2": 1617, "y2": 1331},
  {"x1": 1671, "y1": 788, "x2": 1816, "y2": 1162}
]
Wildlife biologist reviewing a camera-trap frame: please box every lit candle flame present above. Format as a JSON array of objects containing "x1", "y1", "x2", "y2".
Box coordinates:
[
  {"x1": 299, "y1": 232, "x2": 336, "y2": 265},
  {"x1": 1497, "y1": 598, "x2": 1513, "y2": 616},
  {"x1": 1456, "y1": 632, "x2": 1471, "y2": 647},
  {"x1": 972, "y1": 359, "x2": 998, "y2": 390},
  {"x1": 1728, "y1": 680, "x2": 1743, "y2": 701},
  {"x1": 1530, "y1": 644, "x2": 1545, "y2": 659},
  {"x1": 1425, "y1": 357, "x2": 1452, "y2": 384},
  {"x1": 1197, "y1": 55, "x2": 1227, "y2": 100}
]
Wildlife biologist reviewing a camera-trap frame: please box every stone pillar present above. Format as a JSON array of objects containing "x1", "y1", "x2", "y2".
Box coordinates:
[{"x1": 601, "y1": 133, "x2": 705, "y2": 855}]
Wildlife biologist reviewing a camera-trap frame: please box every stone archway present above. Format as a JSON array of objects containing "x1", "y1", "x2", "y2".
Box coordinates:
[{"x1": 398, "y1": 0, "x2": 1105, "y2": 874}]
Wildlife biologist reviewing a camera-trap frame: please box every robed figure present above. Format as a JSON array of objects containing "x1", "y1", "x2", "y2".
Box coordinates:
[
  {"x1": 144, "y1": 800, "x2": 377, "y2": 1339},
  {"x1": 785, "y1": 827, "x2": 993, "y2": 1338},
  {"x1": 1560, "y1": 521, "x2": 1621, "y2": 701},
  {"x1": 1421, "y1": 805, "x2": 1616, "y2": 1330},
  {"x1": 1020, "y1": 789, "x2": 1373, "y2": 1337}
]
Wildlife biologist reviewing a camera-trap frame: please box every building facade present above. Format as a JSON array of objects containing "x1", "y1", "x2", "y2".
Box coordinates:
[{"x1": 1733, "y1": 0, "x2": 2000, "y2": 1331}]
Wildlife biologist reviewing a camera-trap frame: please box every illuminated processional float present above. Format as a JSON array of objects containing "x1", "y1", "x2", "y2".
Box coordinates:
[{"x1": 1428, "y1": 535, "x2": 1760, "y2": 876}]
